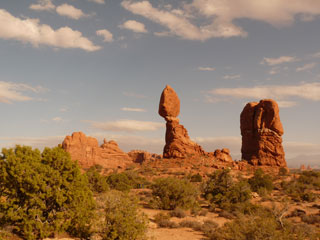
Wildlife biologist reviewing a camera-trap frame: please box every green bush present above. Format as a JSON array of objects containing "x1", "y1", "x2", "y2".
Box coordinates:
[
  {"x1": 169, "y1": 208, "x2": 187, "y2": 218},
  {"x1": 107, "y1": 171, "x2": 147, "y2": 191},
  {"x1": 209, "y1": 211, "x2": 319, "y2": 240},
  {"x1": 298, "y1": 171, "x2": 320, "y2": 189},
  {"x1": 203, "y1": 170, "x2": 251, "y2": 209},
  {"x1": 0, "y1": 146, "x2": 95, "y2": 240},
  {"x1": 86, "y1": 165, "x2": 109, "y2": 193},
  {"x1": 151, "y1": 177, "x2": 199, "y2": 210},
  {"x1": 248, "y1": 169, "x2": 273, "y2": 193},
  {"x1": 190, "y1": 173, "x2": 203, "y2": 182},
  {"x1": 102, "y1": 190, "x2": 148, "y2": 240}
]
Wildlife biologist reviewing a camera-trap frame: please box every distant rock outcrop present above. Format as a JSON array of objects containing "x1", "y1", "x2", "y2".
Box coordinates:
[
  {"x1": 128, "y1": 150, "x2": 162, "y2": 164},
  {"x1": 240, "y1": 99, "x2": 286, "y2": 167},
  {"x1": 62, "y1": 132, "x2": 132, "y2": 169},
  {"x1": 159, "y1": 85, "x2": 206, "y2": 158}
]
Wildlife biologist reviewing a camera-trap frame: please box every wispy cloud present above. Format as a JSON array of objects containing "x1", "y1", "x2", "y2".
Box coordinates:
[
  {"x1": 122, "y1": 91, "x2": 147, "y2": 98},
  {"x1": 0, "y1": 9, "x2": 100, "y2": 51},
  {"x1": 260, "y1": 56, "x2": 298, "y2": 66},
  {"x1": 0, "y1": 81, "x2": 46, "y2": 104},
  {"x1": 29, "y1": 0, "x2": 55, "y2": 11},
  {"x1": 223, "y1": 74, "x2": 240, "y2": 80},
  {"x1": 121, "y1": 107, "x2": 146, "y2": 112},
  {"x1": 88, "y1": 0, "x2": 105, "y2": 4},
  {"x1": 207, "y1": 82, "x2": 320, "y2": 107},
  {"x1": 296, "y1": 62, "x2": 316, "y2": 72},
  {"x1": 0, "y1": 136, "x2": 64, "y2": 150},
  {"x1": 119, "y1": 20, "x2": 148, "y2": 33},
  {"x1": 96, "y1": 29, "x2": 114, "y2": 42},
  {"x1": 56, "y1": 4, "x2": 88, "y2": 20},
  {"x1": 198, "y1": 67, "x2": 215, "y2": 71},
  {"x1": 87, "y1": 119, "x2": 164, "y2": 132}
]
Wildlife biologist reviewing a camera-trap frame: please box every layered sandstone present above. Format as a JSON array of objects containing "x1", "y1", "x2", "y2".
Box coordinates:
[
  {"x1": 62, "y1": 132, "x2": 132, "y2": 169},
  {"x1": 240, "y1": 99, "x2": 286, "y2": 167},
  {"x1": 159, "y1": 85, "x2": 206, "y2": 158}
]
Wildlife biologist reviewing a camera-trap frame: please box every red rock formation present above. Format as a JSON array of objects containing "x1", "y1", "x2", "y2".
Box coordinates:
[
  {"x1": 128, "y1": 150, "x2": 162, "y2": 164},
  {"x1": 62, "y1": 132, "x2": 132, "y2": 169},
  {"x1": 214, "y1": 148, "x2": 233, "y2": 162},
  {"x1": 159, "y1": 85, "x2": 206, "y2": 158},
  {"x1": 240, "y1": 99, "x2": 286, "y2": 167}
]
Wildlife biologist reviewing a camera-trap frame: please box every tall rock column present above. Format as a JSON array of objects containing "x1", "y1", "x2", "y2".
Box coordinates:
[
  {"x1": 240, "y1": 99, "x2": 286, "y2": 167},
  {"x1": 159, "y1": 85, "x2": 206, "y2": 158}
]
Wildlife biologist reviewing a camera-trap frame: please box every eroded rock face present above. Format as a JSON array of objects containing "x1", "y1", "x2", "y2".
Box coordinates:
[
  {"x1": 240, "y1": 99, "x2": 286, "y2": 167},
  {"x1": 128, "y1": 150, "x2": 162, "y2": 163},
  {"x1": 62, "y1": 132, "x2": 132, "y2": 169},
  {"x1": 159, "y1": 85, "x2": 206, "y2": 158}
]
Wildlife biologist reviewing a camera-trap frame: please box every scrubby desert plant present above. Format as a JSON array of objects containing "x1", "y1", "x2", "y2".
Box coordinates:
[
  {"x1": 86, "y1": 165, "x2": 109, "y2": 193},
  {"x1": 203, "y1": 170, "x2": 252, "y2": 210},
  {"x1": 102, "y1": 190, "x2": 148, "y2": 240},
  {"x1": 0, "y1": 146, "x2": 95, "y2": 240},
  {"x1": 248, "y1": 169, "x2": 273, "y2": 193},
  {"x1": 107, "y1": 171, "x2": 147, "y2": 191},
  {"x1": 151, "y1": 177, "x2": 199, "y2": 210}
]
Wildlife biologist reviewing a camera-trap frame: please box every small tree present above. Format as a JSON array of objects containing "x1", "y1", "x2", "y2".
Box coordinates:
[
  {"x1": 0, "y1": 146, "x2": 95, "y2": 240},
  {"x1": 248, "y1": 169, "x2": 273, "y2": 193},
  {"x1": 151, "y1": 177, "x2": 199, "y2": 210},
  {"x1": 86, "y1": 165, "x2": 109, "y2": 193},
  {"x1": 102, "y1": 190, "x2": 148, "y2": 240},
  {"x1": 203, "y1": 170, "x2": 251, "y2": 209}
]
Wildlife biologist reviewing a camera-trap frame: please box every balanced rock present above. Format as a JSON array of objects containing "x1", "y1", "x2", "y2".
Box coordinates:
[
  {"x1": 240, "y1": 99, "x2": 286, "y2": 167},
  {"x1": 159, "y1": 85, "x2": 206, "y2": 158},
  {"x1": 62, "y1": 132, "x2": 132, "y2": 169}
]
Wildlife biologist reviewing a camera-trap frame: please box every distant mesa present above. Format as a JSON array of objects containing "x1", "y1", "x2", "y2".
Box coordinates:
[
  {"x1": 62, "y1": 132, "x2": 132, "y2": 169},
  {"x1": 240, "y1": 99, "x2": 286, "y2": 167},
  {"x1": 159, "y1": 85, "x2": 206, "y2": 158}
]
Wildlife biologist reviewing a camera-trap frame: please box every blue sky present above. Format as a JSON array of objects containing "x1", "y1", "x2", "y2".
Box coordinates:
[{"x1": 0, "y1": 0, "x2": 320, "y2": 167}]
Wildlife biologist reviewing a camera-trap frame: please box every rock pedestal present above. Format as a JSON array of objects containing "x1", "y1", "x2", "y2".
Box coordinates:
[
  {"x1": 240, "y1": 99, "x2": 286, "y2": 167},
  {"x1": 159, "y1": 85, "x2": 206, "y2": 158}
]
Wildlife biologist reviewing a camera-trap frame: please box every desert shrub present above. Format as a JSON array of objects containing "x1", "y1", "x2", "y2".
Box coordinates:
[
  {"x1": 209, "y1": 212, "x2": 318, "y2": 240},
  {"x1": 179, "y1": 220, "x2": 203, "y2": 231},
  {"x1": 151, "y1": 177, "x2": 199, "y2": 210},
  {"x1": 179, "y1": 219, "x2": 218, "y2": 235},
  {"x1": 0, "y1": 146, "x2": 95, "y2": 240},
  {"x1": 281, "y1": 179, "x2": 317, "y2": 202},
  {"x1": 107, "y1": 171, "x2": 147, "y2": 191},
  {"x1": 102, "y1": 190, "x2": 148, "y2": 240},
  {"x1": 301, "y1": 214, "x2": 320, "y2": 225},
  {"x1": 279, "y1": 167, "x2": 288, "y2": 176},
  {"x1": 248, "y1": 169, "x2": 273, "y2": 193},
  {"x1": 203, "y1": 170, "x2": 251, "y2": 210},
  {"x1": 169, "y1": 208, "x2": 187, "y2": 218},
  {"x1": 298, "y1": 171, "x2": 320, "y2": 189},
  {"x1": 190, "y1": 173, "x2": 203, "y2": 182},
  {"x1": 86, "y1": 165, "x2": 109, "y2": 193}
]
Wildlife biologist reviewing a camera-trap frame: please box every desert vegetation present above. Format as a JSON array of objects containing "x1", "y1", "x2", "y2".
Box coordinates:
[{"x1": 0, "y1": 145, "x2": 320, "y2": 240}]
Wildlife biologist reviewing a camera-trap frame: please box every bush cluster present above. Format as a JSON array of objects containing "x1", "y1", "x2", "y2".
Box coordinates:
[
  {"x1": 0, "y1": 146, "x2": 95, "y2": 240},
  {"x1": 151, "y1": 177, "x2": 199, "y2": 210},
  {"x1": 106, "y1": 171, "x2": 147, "y2": 191},
  {"x1": 248, "y1": 169, "x2": 273, "y2": 193},
  {"x1": 203, "y1": 170, "x2": 252, "y2": 211},
  {"x1": 86, "y1": 165, "x2": 109, "y2": 193}
]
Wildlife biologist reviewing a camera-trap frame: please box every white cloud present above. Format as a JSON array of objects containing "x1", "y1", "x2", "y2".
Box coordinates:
[
  {"x1": 122, "y1": 91, "x2": 147, "y2": 98},
  {"x1": 198, "y1": 67, "x2": 215, "y2": 71},
  {"x1": 208, "y1": 82, "x2": 320, "y2": 106},
  {"x1": 312, "y1": 52, "x2": 320, "y2": 58},
  {"x1": 59, "y1": 107, "x2": 68, "y2": 112},
  {"x1": 0, "y1": 81, "x2": 45, "y2": 104},
  {"x1": 122, "y1": 0, "x2": 320, "y2": 41},
  {"x1": 261, "y1": 56, "x2": 298, "y2": 66},
  {"x1": 52, "y1": 117, "x2": 63, "y2": 122},
  {"x1": 119, "y1": 20, "x2": 148, "y2": 33},
  {"x1": 121, "y1": 107, "x2": 146, "y2": 112},
  {"x1": 223, "y1": 74, "x2": 240, "y2": 80},
  {"x1": 121, "y1": 1, "x2": 247, "y2": 41},
  {"x1": 296, "y1": 62, "x2": 316, "y2": 72},
  {"x1": 276, "y1": 101, "x2": 297, "y2": 108},
  {"x1": 29, "y1": 0, "x2": 55, "y2": 11},
  {"x1": 88, "y1": 0, "x2": 105, "y2": 4},
  {"x1": 0, "y1": 9, "x2": 100, "y2": 51},
  {"x1": 87, "y1": 119, "x2": 164, "y2": 132},
  {"x1": 56, "y1": 4, "x2": 87, "y2": 20},
  {"x1": 96, "y1": 29, "x2": 113, "y2": 42}
]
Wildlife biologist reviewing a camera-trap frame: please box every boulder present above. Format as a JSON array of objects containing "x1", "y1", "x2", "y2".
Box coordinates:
[{"x1": 240, "y1": 99, "x2": 286, "y2": 167}]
